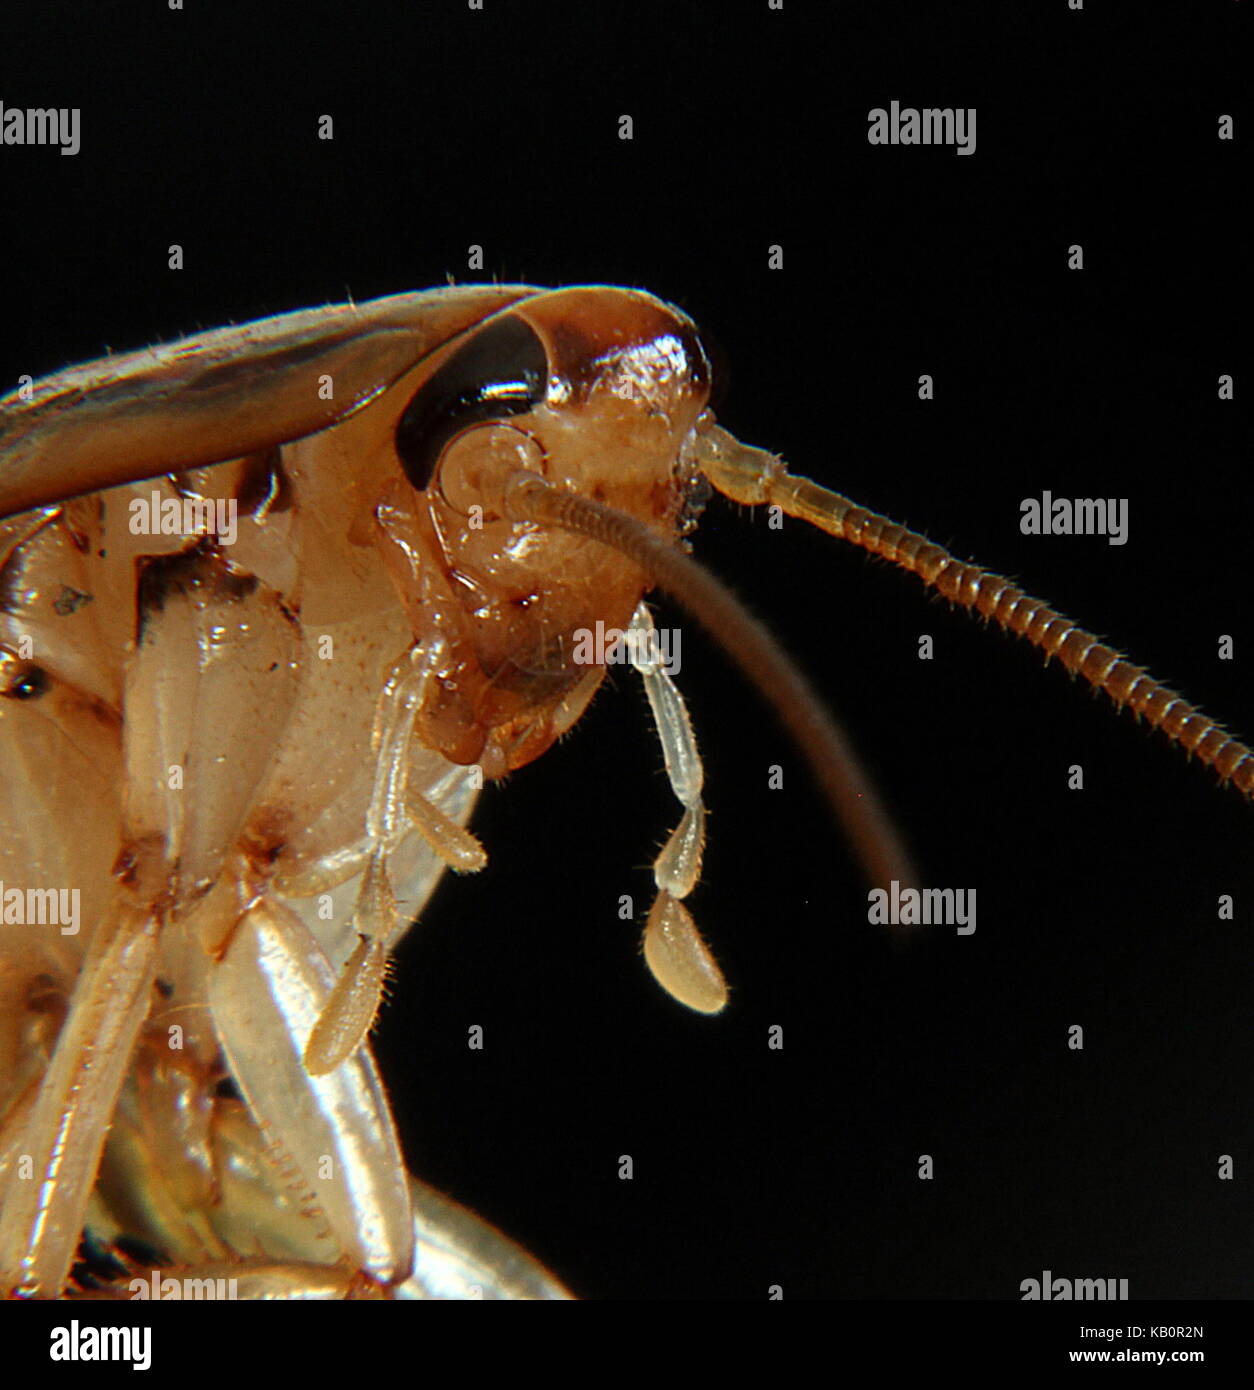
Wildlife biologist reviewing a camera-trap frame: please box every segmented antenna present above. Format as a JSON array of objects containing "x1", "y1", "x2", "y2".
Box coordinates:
[{"x1": 696, "y1": 424, "x2": 1254, "y2": 799}]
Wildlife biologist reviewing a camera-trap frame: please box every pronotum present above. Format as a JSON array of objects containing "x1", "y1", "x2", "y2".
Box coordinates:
[{"x1": 0, "y1": 285, "x2": 1249, "y2": 1299}]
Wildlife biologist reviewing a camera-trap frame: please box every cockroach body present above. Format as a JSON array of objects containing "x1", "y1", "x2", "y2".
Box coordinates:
[{"x1": 0, "y1": 285, "x2": 1249, "y2": 1299}]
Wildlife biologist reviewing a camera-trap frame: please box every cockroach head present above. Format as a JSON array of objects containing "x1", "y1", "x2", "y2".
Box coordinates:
[
  {"x1": 392, "y1": 286, "x2": 711, "y2": 538},
  {"x1": 373, "y1": 288, "x2": 714, "y2": 775}
]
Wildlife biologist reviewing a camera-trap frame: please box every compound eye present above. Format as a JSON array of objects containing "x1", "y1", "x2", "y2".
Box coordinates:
[{"x1": 395, "y1": 313, "x2": 549, "y2": 492}]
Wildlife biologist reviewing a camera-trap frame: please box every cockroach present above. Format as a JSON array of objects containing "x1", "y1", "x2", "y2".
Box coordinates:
[{"x1": 0, "y1": 285, "x2": 1251, "y2": 1300}]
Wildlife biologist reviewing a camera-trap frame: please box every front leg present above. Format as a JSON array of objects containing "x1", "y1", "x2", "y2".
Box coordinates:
[{"x1": 303, "y1": 640, "x2": 447, "y2": 1077}]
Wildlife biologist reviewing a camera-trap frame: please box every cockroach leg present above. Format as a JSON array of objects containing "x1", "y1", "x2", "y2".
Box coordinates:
[
  {"x1": 124, "y1": 546, "x2": 302, "y2": 905},
  {"x1": 210, "y1": 896, "x2": 415, "y2": 1284},
  {"x1": 694, "y1": 424, "x2": 1254, "y2": 800},
  {"x1": 0, "y1": 895, "x2": 159, "y2": 1297},
  {"x1": 405, "y1": 783, "x2": 488, "y2": 874},
  {"x1": 627, "y1": 603, "x2": 724, "y2": 1014},
  {"x1": 304, "y1": 643, "x2": 441, "y2": 1077},
  {"x1": 302, "y1": 930, "x2": 390, "y2": 1081}
]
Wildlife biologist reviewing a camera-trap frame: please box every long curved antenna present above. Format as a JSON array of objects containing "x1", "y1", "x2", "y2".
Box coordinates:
[
  {"x1": 504, "y1": 472, "x2": 918, "y2": 893},
  {"x1": 695, "y1": 423, "x2": 1254, "y2": 798}
]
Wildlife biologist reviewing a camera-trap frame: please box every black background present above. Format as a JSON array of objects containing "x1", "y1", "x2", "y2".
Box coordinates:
[{"x1": 2, "y1": 0, "x2": 1252, "y2": 1308}]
